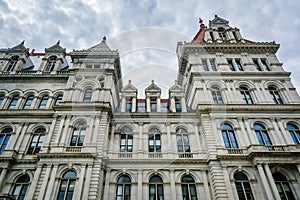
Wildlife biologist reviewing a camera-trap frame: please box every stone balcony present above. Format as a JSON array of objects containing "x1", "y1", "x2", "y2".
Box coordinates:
[{"x1": 217, "y1": 144, "x2": 300, "y2": 158}]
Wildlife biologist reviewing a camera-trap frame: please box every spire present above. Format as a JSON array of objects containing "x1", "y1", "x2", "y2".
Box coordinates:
[{"x1": 192, "y1": 18, "x2": 206, "y2": 43}]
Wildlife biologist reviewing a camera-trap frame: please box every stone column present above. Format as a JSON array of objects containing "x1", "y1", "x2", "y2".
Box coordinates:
[
  {"x1": 26, "y1": 165, "x2": 43, "y2": 199},
  {"x1": 264, "y1": 164, "x2": 281, "y2": 200},
  {"x1": 181, "y1": 97, "x2": 187, "y2": 112},
  {"x1": 54, "y1": 115, "x2": 66, "y2": 145},
  {"x1": 45, "y1": 96, "x2": 53, "y2": 108},
  {"x1": 170, "y1": 97, "x2": 176, "y2": 112},
  {"x1": 169, "y1": 170, "x2": 177, "y2": 200},
  {"x1": 13, "y1": 123, "x2": 29, "y2": 151},
  {"x1": 157, "y1": 97, "x2": 161, "y2": 112},
  {"x1": 44, "y1": 164, "x2": 58, "y2": 200},
  {"x1": 121, "y1": 96, "x2": 126, "y2": 112},
  {"x1": 193, "y1": 122, "x2": 201, "y2": 152},
  {"x1": 138, "y1": 170, "x2": 143, "y2": 200},
  {"x1": 74, "y1": 165, "x2": 86, "y2": 200},
  {"x1": 82, "y1": 165, "x2": 93, "y2": 199},
  {"x1": 146, "y1": 97, "x2": 150, "y2": 112},
  {"x1": 43, "y1": 115, "x2": 58, "y2": 148},
  {"x1": 38, "y1": 165, "x2": 52, "y2": 199},
  {"x1": 109, "y1": 123, "x2": 116, "y2": 153},
  {"x1": 297, "y1": 164, "x2": 300, "y2": 175},
  {"x1": 270, "y1": 118, "x2": 285, "y2": 144},
  {"x1": 222, "y1": 167, "x2": 234, "y2": 199},
  {"x1": 0, "y1": 168, "x2": 8, "y2": 191},
  {"x1": 237, "y1": 118, "x2": 250, "y2": 145},
  {"x1": 138, "y1": 122, "x2": 143, "y2": 157},
  {"x1": 244, "y1": 118, "x2": 257, "y2": 144},
  {"x1": 103, "y1": 168, "x2": 111, "y2": 200},
  {"x1": 201, "y1": 170, "x2": 212, "y2": 200},
  {"x1": 257, "y1": 164, "x2": 274, "y2": 199},
  {"x1": 132, "y1": 97, "x2": 137, "y2": 112},
  {"x1": 59, "y1": 115, "x2": 71, "y2": 146}
]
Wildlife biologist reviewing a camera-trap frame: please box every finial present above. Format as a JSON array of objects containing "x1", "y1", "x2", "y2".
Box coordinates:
[
  {"x1": 21, "y1": 40, "x2": 25, "y2": 45},
  {"x1": 102, "y1": 36, "x2": 106, "y2": 41},
  {"x1": 151, "y1": 80, "x2": 154, "y2": 84},
  {"x1": 215, "y1": 14, "x2": 218, "y2": 18},
  {"x1": 57, "y1": 40, "x2": 60, "y2": 45},
  {"x1": 199, "y1": 18, "x2": 203, "y2": 24},
  {"x1": 128, "y1": 80, "x2": 132, "y2": 84}
]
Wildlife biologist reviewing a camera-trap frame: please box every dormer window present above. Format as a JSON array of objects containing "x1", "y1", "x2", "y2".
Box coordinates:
[
  {"x1": 7, "y1": 56, "x2": 19, "y2": 72},
  {"x1": 45, "y1": 56, "x2": 57, "y2": 72},
  {"x1": 218, "y1": 28, "x2": 227, "y2": 41},
  {"x1": 150, "y1": 97, "x2": 157, "y2": 112},
  {"x1": 175, "y1": 97, "x2": 182, "y2": 112},
  {"x1": 125, "y1": 97, "x2": 133, "y2": 112}
]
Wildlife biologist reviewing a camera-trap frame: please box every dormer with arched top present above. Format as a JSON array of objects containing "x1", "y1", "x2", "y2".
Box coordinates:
[
  {"x1": 145, "y1": 80, "x2": 161, "y2": 112},
  {"x1": 121, "y1": 80, "x2": 138, "y2": 112},
  {"x1": 0, "y1": 41, "x2": 34, "y2": 73},
  {"x1": 39, "y1": 41, "x2": 69, "y2": 73}
]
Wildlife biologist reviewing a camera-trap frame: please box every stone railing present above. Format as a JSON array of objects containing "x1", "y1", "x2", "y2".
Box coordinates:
[
  {"x1": 178, "y1": 152, "x2": 194, "y2": 158},
  {"x1": 65, "y1": 146, "x2": 82, "y2": 152},
  {"x1": 118, "y1": 152, "x2": 133, "y2": 158},
  {"x1": 148, "y1": 152, "x2": 163, "y2": 158}
]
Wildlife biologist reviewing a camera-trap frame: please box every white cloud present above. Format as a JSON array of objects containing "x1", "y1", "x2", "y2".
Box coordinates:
[{"x1": 1, "y1": 0, "x2": 300, "y2": 96}]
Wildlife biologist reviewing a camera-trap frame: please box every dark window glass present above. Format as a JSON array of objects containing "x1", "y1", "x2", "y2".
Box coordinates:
[
  {"x1": 268, "y1": 86, "x2": 283, "y2": 104},
  {"x1": 254, "y1": 123, "x2": 272, "y2": 145},
  {"x1": 7, "y1": 56, "x2": 19, "y2": 72},
  {"x1": 45, "y1": 56, "x2": 56, "y2": 72},
  {"x1": 202, "y1": 59, "x2": 209, "y2": 71},
  {"x1": 55, "y1": 95, "x2": 63, "y2": 106},
  {"x1": 287, "y1": 123, "x2": 300, "y2": 145},
  {"x1": 27, "y1": 128, "x2": 46, "y2": 154},
  {"x1": 240, "y1": 87, "x2": 254, "y2": 104},
  {"x1": 273, "y1": 172, "x2": 296, "y2": 200},
  {"x1": 116, "y1": 175, "x2": 131, "y2": 200},
  {"x1": 23, "y1": 95, "x2": 34, "y2": 109},
  {"x1": 181, "y1": 175, "x2": 198, "y2": 200},
  {"x1": 83, "y1": 88, "x2": 93, "y2": 102},
  {"x1": 70, "y1": 121, "x2": 86, "y2": 146},
  {"x1": 261, "y1": 59, "x2": 271, "y2": 71},
  {"x1": 137, "y1": 102, "x2": 146, "y2": 112},
  {"x1": 253, "y1": 59, "x2": 262, "y2": 71},
  {"x1": 126, "y1": 97, "x2": 132, "y2": 112},
  {"x1": 209, "y1": 31, "x2": 215, "y2": 41},
  {"x1": 120, "y1": 128, "x2": 133, "y2": 152},
  {"x1": 57, "y1": 170, "x2": 77, "y2": 200},
  {"x1": 149, "y1": 175, "x2": 164, "y2": 200},
  {"x1": 235, "y1": 59, "x2": 244, "y2": 71},
  {"x1": 211, "y1": 87, "x2": 224, "y2": 104},
  {"x1": 161, "y1": 102, "x2": 170, "y2": 113},
  {"x1": 175, "y1": 98, "x2": 182, "y2": 112},
  {"x1": 8, "y1": 95, "x2": 19, "y2": 109},
  {"x1": 0, "y1": 94, "x2": 5, "y2": 106},
  {"x1": 228, "y1": 59, "x2": 235, "y2": 71},
  {"x1": 221, "y1": 123, "x2": 238, "y2": 148},
  {"x1": 12, "y1": 175, "x2": 30, "y2": 200},
  {"x1": 38, "y1": 95, "x2": 49, "y2": 109},
  {"x1": 234, "y1": 172, "x2": 254, "y2": 200},
  {"x1": 218, "y1": 28, "x2": 227, "y2": 41},
  {"x1": 0, "y1": 128, "x2": 12, "y2": 154},
  {"x1": 210, "y1": 58, "x2": 217, "y2": 71},
  {"x1": 150, "y1": 98, "x2": 157, "y2": 112},
  {"x1": 177, "y1": 128, "x2": 190, "y2": 153}
]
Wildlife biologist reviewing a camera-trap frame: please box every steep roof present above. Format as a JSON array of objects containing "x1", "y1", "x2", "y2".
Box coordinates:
[
  {"x1": 45, "y1": 40, "x2": 66, "y2": 55},
  {"x1": 209, "y1": 15, "x2": 229, "y2": 28},
  {"x1": 7, "y1": 40, "x2": 29, "y2": 55},
  {"x1": 122, "y1": 80, "x2": 138, "y2": 93},
  {"x1": 86, "y1": 37, "x2": 113, "y2": 52},
  {"x1": 145, "y1": 80, "x2": 161, "y2": 93}
]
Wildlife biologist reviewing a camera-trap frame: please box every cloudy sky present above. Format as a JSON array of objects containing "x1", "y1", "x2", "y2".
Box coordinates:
[{"x1": 1, "y1": 0, "x2": 300, "y2": 98}]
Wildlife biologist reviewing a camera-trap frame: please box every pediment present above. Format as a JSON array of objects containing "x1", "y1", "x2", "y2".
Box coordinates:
[
  {"x1": 169, "y1": 81, "x2": 184, "y2": 92},
  {"x1": 209, "y1": 15, "x2": 229, "y2": 28},
  {"x1": 145, "y1": 80, "x2": 161, "y2": 93},
  {"x1": 8, "y1": 40, "x2": 29, "y2": 55},
  {"x1": 122, "y1": 80, "x2": 137, "y2": 92},
  {"x1": 45, "y1": 40, "x2": 66, "y2": 55}
]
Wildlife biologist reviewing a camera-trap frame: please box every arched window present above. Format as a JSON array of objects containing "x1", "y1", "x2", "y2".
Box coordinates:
[
  {"x1": 45, "y1": 56, "x2": 57, "y2": 72},
  {"x1": 38, "y1": 95, "x2": 49, "y2": 109},
  {"x1": 148, "y1": 128, "x2": 161, "y2": 152},
  {"x1": 268, "y1": 86, "x2": 283, "y2": 104},
  {"x1": 221, "y1": 123, "x2": 238, "y2": 148},
  {"x1": 120, "y1": 128, "x2": 133, "y2": 152},
  {"x1": 83, "y1": 88, "x2": 93, "y2": 102},
  {"x1": 11, "y1": 174, "x2": 30, "y2": 200},
  {"x1": 0, "y1": 128, "x2": 12, "y2": 154},
  {"x1": 234, "y1": 172, "x2": 254, "y2": 200},
  {"x1": 116, "y1": 175, "x2": 131, "y2": 200},
  {"x1": 181, "y1": 175, "x2": 198, "y2": 200},
  {"x1": 149, "y1": 175, "x2": 164, "y2": 200},
  {"x1": 54, "y1": 95, "x2": 63, "y2": 106},
  {"x1": 240, "y1": 87, "x2": 253, "y2": 104},
  {"x1": 57, "y1": 170, "x2": 77, "y2": 200},
  {"x1": 287, "y1": 123, "x2": 300, "y2": 144},
  {"x1": 70, "y1": 121, "x2": 86, "y2": 146},
  {"x1": 254, "y1": 123, "x2": 272, "y2": 145},
  {"x1": 176, "y1": 128, "x2": 190, "y2": 153},
  {"x1": 8, "y1": 95, "x2": 19, "y2": 109},
  {"x1": 7, "y1": 56, "x2": 19, "y2": 72},
  {"x1": 218, "y1": 28, "x2": 227, "y2": 41},
  {"x1": 27, "y1": 128, "x2": 46, "y2": 154},
  {"x1": 272, "y1": 172, "x2": 296, "y2": 200},
  {"x1": 211, "y1": 87, "x2": 224, "y2": 104},
  {"x1": 23, "y1": 95, "x2": 34, "y2": 109}
]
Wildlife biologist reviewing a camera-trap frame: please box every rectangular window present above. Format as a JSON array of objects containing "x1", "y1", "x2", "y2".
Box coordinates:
[
  {"x1": 137, "y1": 102, "x2": 146, "y2": 112},
  {"x1": 261, "y1": 59, "x2": 271, "y2": 71},
  {"x1": 125, "y1": 97, "x2": 133, "y2": 112},
  {"x1": 227, "y1": 59, "x2": 235, "y2": 71},
  {"x1": 209, "y1": 31, "x2": 214, "y2": 41},
  {"x1": 150, "y1": 98, "x2": 157, "y2": 112},
  {"x1": 235, "y1": 59, "x2": 243, "y2": 71},
  {"x1": 253, "y1": 59, "x2": 262, "y2": 71},
  {"x1": 210, "y1": 59, "x2": 217, "y2": 71},
  {"x1": 160, "y1": 102, "x2": 169, "y2": 112},
  {"x1": 0, "y1": 134, "x2": 10, "y2": 154},
  {"x1": 232, "y1": 31, "x2": 238, "y2": 41},
  {"x1": 175, "y1": 98, "x2": 182, "y2": 112},
  {"x1": 202, "y1": 59, "x2": 209, "y2": 71}
]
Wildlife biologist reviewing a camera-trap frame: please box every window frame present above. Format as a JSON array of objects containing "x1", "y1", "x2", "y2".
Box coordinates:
[
  {"x1": 181, "y1": 175, "x2": 198, "y2": 200},
  {"x1": 211, "y1": 87, "x2": 224, "y2": 104},
  {"x1": 148, "y1": 128, "x2": 161, "y2": 153},
  {"x1": 57, "y1": 170, "x2": 77, "y2": 200},
  {"x1": 176, "y1": 128, "x2": 191, "y2": 153},
  {"x1": 23, "y1": 95, "x2": 34, "y2": 109},
  {"x1": 45, "y1": 56, "x2": 57, "y2": 72},
  {"x1": 0, "y1": 128, "x2": 12, "y2": 154},
  {"x1": 83, "y1": 88, "x2": 93, "y2": 102},
  {"x1": 240, "y1": 87, "x2": 254, "y2": 104},
  {"x1": 202, "y1": 59, "x2": 209, "y2": 71},
  {"x1": 11, "y1": 174, "x2": 30, "y2": 200},
  {"x1": 8, "y1": 95, "x2": 19, "y2": 109},
  {"x1": 272, "y1": 172, "x2": 296, "y2": 200},
  {"x1": 120, "y1": 128, "x2": 133, "y2": 152},
  {"x1": 268, "y1": 86, "x2": 283, "y2": 104},
  {"x1": 287, "y1": 123, "x2": 300, "y2": 144},
  {"x1": 70, "y1": 121, "x2": 87, "y2": 146},
  {"x1": 234, "y1": 172, "x2": 254, "y2": 200},
  {"x1": 38, "y1": 95, "x2": 49, "y2": 109},
  {"x1": 27, "y1": 128, "x2": 46, "y2": 154},
  {"x1": 116, "y1": 175, "x2": 131, "y2": 200},
  {"x1": 254, "y1": 123, "x2": 272, "y2": 145},
  {"x1": 149, "y1": 175, "x2": 164, "y2": 200},
  {"x1": 221, "y1": 123, "x2": 239, "y2": 148},
  {"x1": 54, "y1": 95, "x2": 63, "y2": 106},
  {"x1": 7, "y1": 55, "x2": 19, "y2": 72}
]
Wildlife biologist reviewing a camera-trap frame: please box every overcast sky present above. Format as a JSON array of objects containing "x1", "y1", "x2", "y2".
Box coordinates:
[{"x1": 1, "y1": 0, "x2": 300, "y2": 98}]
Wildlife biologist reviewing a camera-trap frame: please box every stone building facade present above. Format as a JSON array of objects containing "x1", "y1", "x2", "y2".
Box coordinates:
[{"x1": 0, "y1": 15, "x2": 300, "y2": 200}]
